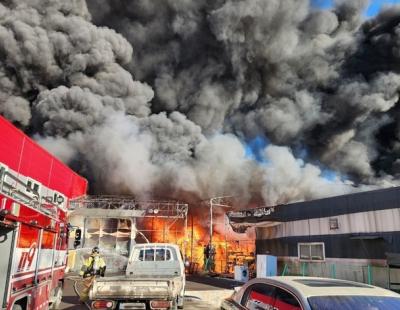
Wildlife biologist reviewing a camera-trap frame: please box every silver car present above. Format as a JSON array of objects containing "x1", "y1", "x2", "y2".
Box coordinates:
[{"x1": 221, "y1": 276, "x2": 400, "y2": 310}]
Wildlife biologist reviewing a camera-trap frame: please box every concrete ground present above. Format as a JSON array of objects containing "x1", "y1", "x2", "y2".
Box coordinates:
[{"x1": 60, "y1": 275, "x2": 237, "y2": 309}]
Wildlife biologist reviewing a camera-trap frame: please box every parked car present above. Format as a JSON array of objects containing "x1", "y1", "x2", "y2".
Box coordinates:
[{"x1": 221, "y1": 276, "x2": 400, "y2": 310}]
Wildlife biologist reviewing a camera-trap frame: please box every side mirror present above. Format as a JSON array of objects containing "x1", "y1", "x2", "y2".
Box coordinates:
[
  {"x1": 233, "y1": 286, "x2": 242, "y2": 293},
  {"x1": 74, "y1": 228, "x2": 82, "y2": 249},
  {"x1": 184, "y1": 260, "x2": 190, "y2": 268}
]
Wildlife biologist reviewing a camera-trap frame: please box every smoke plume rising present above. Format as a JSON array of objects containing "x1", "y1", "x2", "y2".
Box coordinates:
[{"x1": 1, "y1": 0, "x2": 400, "y2": 207}]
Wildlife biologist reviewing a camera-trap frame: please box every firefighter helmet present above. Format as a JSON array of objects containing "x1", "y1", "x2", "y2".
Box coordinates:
[{"x1": 92, "y1": 246, "x2": 100, "y2": 254}]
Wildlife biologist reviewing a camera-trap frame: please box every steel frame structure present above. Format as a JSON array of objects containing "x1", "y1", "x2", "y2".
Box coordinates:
[
  {"x1": 69, "y1": 195, "x2": 189, "y2": 255},
  {"x1": 69, "y1": 195, "x2": 188, "y2": 217}
]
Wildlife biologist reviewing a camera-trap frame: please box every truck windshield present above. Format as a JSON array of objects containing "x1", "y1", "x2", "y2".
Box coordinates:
[
  {"x1": 308, "y1": 296, "x2": 400, "y2": 309},
  {"x1": 135, "y1": 248, "x2": 172, "y2": 261}
]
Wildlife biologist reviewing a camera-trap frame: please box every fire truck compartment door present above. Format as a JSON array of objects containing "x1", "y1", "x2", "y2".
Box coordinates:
[{"x1": 0, "y1": 226, "x2": 16, "y2": 308}]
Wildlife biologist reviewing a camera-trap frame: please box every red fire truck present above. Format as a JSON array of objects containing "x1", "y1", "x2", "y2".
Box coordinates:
[{"x1": 0, "y1": 116, "x2": 87, "y2": 310}]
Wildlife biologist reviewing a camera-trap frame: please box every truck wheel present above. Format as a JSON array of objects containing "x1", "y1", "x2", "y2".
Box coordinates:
[
  {"x1": 12, "y1": 305, "x2": 23, "y2": 310},
  {"x1": 50, "y1": 286, "x2": 63, "y2": 309}
]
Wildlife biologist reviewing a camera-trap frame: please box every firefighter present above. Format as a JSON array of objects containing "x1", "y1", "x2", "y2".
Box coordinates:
[
  {"x1": 203, "y1": 243, "x2": 212, "y2": 271},
  {"x1": 79, "y1": 246, "x2": 106, "y2": 302},
  {"x1": 208, "y1": 244, "x2": 216, "y2": 272}
]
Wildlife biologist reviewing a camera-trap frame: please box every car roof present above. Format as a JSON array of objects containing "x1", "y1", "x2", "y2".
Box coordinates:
[{"x1": 253, "y1": 276, "x2": 400, "y2": 298}]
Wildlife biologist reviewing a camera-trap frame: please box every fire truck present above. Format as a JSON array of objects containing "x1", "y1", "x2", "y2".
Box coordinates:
[{"x1": 0, "y1": 116, "x2": 87, "y2": 310}]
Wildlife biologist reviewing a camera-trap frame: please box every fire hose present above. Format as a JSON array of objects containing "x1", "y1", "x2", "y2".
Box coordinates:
[{"x1": 66, "y1": 275, "x2": 91, "y2": 310}]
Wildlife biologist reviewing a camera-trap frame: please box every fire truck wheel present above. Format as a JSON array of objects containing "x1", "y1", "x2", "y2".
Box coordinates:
[
  {"x1": 50, "y1": 287, "x2": 63, "y2": 309},
  {"x1": 12, "y1": 304, "x2": 23, "y2": 310}
]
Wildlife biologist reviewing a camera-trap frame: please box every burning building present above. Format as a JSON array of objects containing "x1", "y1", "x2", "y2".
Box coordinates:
[
  {"x1": 67, "y1": 197, "x2": 187, "y2": 272},
  {"x1": 68, "y1": 196, "x2": 255, "y2": 275}
]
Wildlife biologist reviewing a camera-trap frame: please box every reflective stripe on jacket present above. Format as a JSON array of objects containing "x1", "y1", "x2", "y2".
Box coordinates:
[{"x1": 79, "y1": 255, "x2": 106, "y2": 276}]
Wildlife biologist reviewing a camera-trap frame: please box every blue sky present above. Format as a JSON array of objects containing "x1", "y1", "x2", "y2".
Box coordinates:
[
  {"x1": 243, "y1": 136, "x2": 342, "y2": 181},
  {"x1": 244, "y1": 136, "x2": 269, "y2": 162},
  {"x1": 311, "y1": 0, "x2": 400, "y2": 16}
]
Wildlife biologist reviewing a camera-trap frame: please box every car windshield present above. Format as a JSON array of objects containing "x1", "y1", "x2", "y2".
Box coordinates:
[{"x1": 308, "y1": 296, "x2": 400, "y2": 310}]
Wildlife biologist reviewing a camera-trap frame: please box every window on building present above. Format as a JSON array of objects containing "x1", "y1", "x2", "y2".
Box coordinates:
[
  {"x1": 329, "y1": 218, "x2": 339, "y2": 230},
  {"x1": 298, "y1": 242, "x2": 325, "y2": 261}
]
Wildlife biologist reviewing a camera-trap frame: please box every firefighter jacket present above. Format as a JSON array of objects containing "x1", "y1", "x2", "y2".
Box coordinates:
[{"x1": 79, "y1": 254, "x2": 106, "y2": 278}]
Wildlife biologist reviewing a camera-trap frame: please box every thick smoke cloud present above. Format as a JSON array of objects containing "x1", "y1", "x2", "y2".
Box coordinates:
[
  {"x1": 261, "y1": 145, "x2": 376, "y2": 205},
  {"x1": 1, "y1": 0, "x2": 400, "y2": 207}
]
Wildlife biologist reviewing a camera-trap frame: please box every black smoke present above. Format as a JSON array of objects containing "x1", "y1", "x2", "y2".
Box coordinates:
[{"x1": 1, "y1": 0, "x2": 400, "y2": 205}]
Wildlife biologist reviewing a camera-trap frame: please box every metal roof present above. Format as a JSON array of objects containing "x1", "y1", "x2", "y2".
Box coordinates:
[{"x1": 227, "y1": 186, "x2": 400, "y2": 228}]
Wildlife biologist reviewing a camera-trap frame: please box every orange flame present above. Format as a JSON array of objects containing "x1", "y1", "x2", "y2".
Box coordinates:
[{"x1": 137, "y1": 216, "x2": 255, "y2": 274}]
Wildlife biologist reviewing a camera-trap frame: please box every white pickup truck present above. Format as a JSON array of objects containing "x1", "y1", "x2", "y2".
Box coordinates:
[{"x1": 89, "y1": 243, "x2": 186, "y2": 310}]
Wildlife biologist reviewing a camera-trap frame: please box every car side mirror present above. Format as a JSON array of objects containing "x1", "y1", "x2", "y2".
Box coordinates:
[
  {"x1": 74, "y1": 228, "x2": 82, "y2": 249},
  {"x1": 233, "y1": 286, "x2": 242, "y2": 293}
]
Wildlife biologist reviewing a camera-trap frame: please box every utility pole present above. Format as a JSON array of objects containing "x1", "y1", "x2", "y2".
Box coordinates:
[
  {"x1": 208, "y1": 196, "x2": 233, "y2": 272},
  {"x1": 209, "y1": 196, "x2": 233, "y2": 245}
]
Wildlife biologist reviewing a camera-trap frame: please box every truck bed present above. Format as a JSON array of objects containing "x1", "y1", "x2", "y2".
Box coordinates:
[{"x1": 90, "y1": 275, "x2": 182, "y2": 300}]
